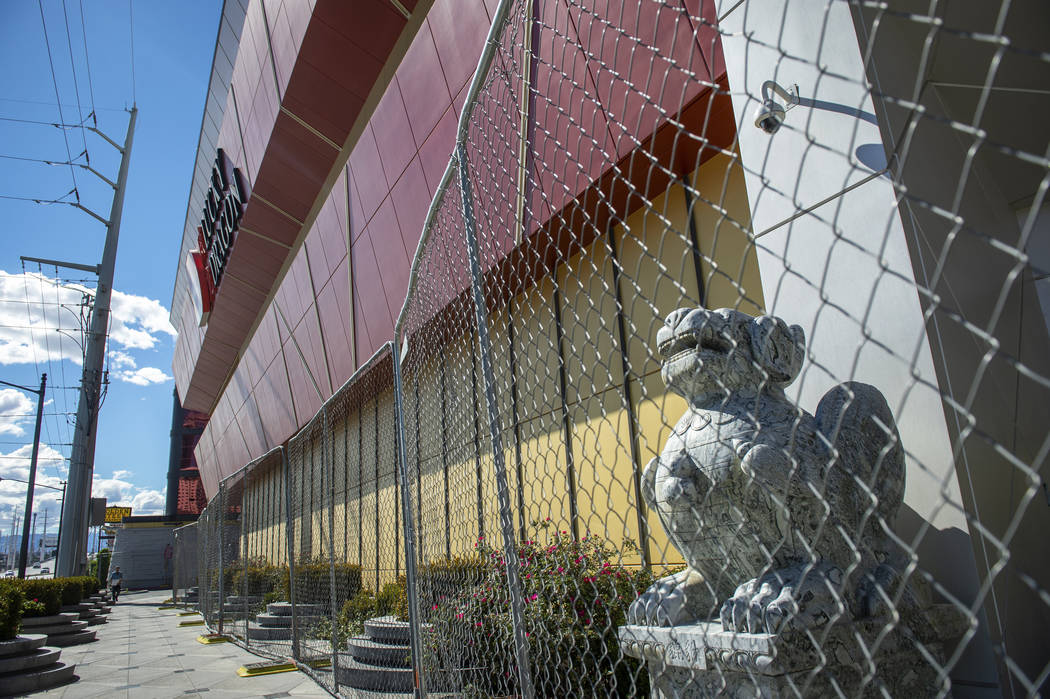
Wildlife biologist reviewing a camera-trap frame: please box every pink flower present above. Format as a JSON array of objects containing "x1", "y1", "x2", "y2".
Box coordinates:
[{"x1": 432, "y1": 604, "x2": 439, "y2": 610}]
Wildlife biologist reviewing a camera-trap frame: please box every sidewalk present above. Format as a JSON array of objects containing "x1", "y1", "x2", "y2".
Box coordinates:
[{"x1": 27, "y1": 589, "x2": 329, "y2": 698}]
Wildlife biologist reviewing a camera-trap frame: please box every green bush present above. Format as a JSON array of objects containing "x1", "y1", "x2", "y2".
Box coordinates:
[
  {"x1": 336, "y1": 578, "x2": 408, "y2": 645},
  {"x1": 58, "y1": 578, "x2": 83, "y2": 606},
  {"x1": 426, "y1": 524, "x2": 654, "y2": 698},
  {"x1": 0, "y1": 582, "x2": 25, "y2": 640},
  {"x1": 74, "y1": 575, "x2": 101, "y2": 598},
  {"x1": 16, "y1": 579, "x2": 62, "y2": 616},
  {"x1": 225, "y1": 558, "x2": 288, "y2": 600},
  {"x1": 292, "y1": 556, "x2": 362, "y2": 607}
]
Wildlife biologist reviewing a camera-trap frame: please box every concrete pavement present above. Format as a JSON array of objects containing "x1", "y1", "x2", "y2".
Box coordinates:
[{"x1": 25, "y1": 589, "x2": 330, "y2": 698}]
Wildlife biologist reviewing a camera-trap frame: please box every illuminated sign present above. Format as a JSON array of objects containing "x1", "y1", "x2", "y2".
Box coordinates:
[
  {"x1": 189, "y1": 148, "x2": 251, "y2": 325},
  {"x1": 105, "y1": 506, "x2": 132, "y2": 523}
]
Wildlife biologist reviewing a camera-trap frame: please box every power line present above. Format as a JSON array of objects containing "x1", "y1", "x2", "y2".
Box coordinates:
[
  {"x1": 0, "y1": 154, "x2": 83, "y2": 166},
  {"x1": 0, "y1": 97, "x2": 122, "y2": 112},
  {"x1": 0, "y1": 115, "x2": 90, "y2": 128},
  {"x1": 36, "y1": 0, "x2": 79, "y2": 202},
  {"x1": 77, "y1": 0, "x2": 96, "y2": 126},
  {"x1": 0, "y1": 191, "x2": 77, "y2": 205},
  {"x1": 60, "y1": 0, "x2": 90, "y2": 164}
]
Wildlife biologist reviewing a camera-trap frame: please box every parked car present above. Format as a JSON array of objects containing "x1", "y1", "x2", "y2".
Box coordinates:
[{"x1": 40, "y1": 567, "x2": 49, "y2": 574}]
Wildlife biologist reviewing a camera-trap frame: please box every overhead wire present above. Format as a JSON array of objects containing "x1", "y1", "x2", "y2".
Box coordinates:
[
  {"x1": 33, "y1": 266, "x2": 58, "y2": 460},
  {"x1": 77, "y1": 0, "x2": 97, "y2": 127},
  {"x1": 0, "y1": 154, "x2": 84, "y2": 166},
  {"x1": 60, "y1": 0, "x2": 90, "y2": 164},
  {"x1": 36, "y1": 0, "x2": 80, "y2": 202},
  {"x1": 0, "y1": 192, "x2": 77, "y2": 205},
  {"x1": 52, "y1": 270, "x2": 74, "y2": 453},
  {"x1": 0, "y1": 115, "x2": 91, "y2": 128},
  {"x1": 0, "y1": 97, "x2": 122, "y2": 112}
]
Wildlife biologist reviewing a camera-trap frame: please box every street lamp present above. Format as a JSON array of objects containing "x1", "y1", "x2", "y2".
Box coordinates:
[{"x1": 0, "y1": 374, "x2": 47, "y2": 578}]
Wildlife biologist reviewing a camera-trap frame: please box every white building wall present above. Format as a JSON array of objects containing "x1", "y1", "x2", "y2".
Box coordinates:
[{"x1": 715, "y1": 0, "x2": 1001, "y2": 692}]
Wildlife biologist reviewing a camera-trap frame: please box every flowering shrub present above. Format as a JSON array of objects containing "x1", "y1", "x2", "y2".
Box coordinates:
[
  {"x1": 21, "y1": 599, "x2": 47, "y2": 616},
  {"x1": 15, "y1": 580, "x2": 62, "y2": 616},
  {"x1": 425, "y1": 522, "x2": 654, "y2": 697}
]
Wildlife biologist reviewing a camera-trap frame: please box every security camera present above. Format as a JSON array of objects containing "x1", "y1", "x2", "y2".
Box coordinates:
[
  {"x1": 754, "y1": 99, "x2": 787, "y2": 134},
  {"x1": 754, "y1": 81, "x2": 799, "y2": 135}
]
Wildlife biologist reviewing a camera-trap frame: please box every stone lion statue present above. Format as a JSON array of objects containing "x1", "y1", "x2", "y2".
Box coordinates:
[{"x1": 628, "y1": 307, "x2": 918, "y2": 634}]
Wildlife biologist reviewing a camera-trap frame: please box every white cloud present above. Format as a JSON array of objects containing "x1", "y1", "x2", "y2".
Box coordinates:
[
  {"x1": 0, "y1": 270, "x2": 176, "y2": 365},
  {"x1": 108, "y1": 350, "x2": 137, "y2": 369},
  {"x1": 0, "y1": 389, "x2": 33, "y2": 436},
  {"x1": 0, "y1": 443, "x2": 69, "y2": 523},
  {"x1": 109, "y1": 289, "x2": 177, "y2": 349},
  {"x1": 114, "y1": 366, "x2": 173, "y2": 386},
  {"x1": 90, "y1": 469, "x2": 165, "y2": 515}
]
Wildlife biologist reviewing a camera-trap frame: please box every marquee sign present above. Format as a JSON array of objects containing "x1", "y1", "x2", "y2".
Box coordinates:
[
  {"x1": 189, "y1": 149, "x2": 251, "y2": 326},
  {"x1": 105, "y1": 506, "x2": 132, "y2": 523}
]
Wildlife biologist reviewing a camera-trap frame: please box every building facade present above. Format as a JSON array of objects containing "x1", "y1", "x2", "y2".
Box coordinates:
[{"x1": 170, "y1": 0, "x2": 1049, "y2": 694}]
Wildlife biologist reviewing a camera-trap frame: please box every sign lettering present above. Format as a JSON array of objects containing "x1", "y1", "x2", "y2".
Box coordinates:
[
  {"x1": 105, "y1": 506, "x2": 132, "y2": 523},
  {"x1": 188, "y1": 148, "x2": 251, "y2": 325}
]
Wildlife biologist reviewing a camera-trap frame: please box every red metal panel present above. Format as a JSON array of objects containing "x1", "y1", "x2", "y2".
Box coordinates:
[
  {"x1": 304, "y1": 202, "x2": 336, "y2": 288},
  {"x1": 254, "y1": 351, "x2": 298, "y2": 446},
  {"x1": 270, "y1": 2, "x2": 297, "y2": 96},
  {"x1": 428, "y1": 0, "x2": 491, "y2": 98},
  {"x1": 367, "y1": 199, "x2": 411, "y2": 323},
  {"x1": 372, "y1": 85, "x2": 416, "y2": 187},
  {"x1": 284, "y1": 324, "x2": 323, "y2": 426},
  {"x1": 351, "y1": 286, "x2": 376, "y2": 370},
  {"x1": 418, "y1": 103, "x2": 457, "y2": 193},
  {"x1": 396, "y1": 23, "x2": 453, "y2": 150},
  {"x1": 313, "y1": 0, "x2": 409, "y2": 62},
  {"x1": 283, "y1": 60, "x2": 365, "y2": 146},
  {"x1": 348, "y1": 126, "x2": 388, "y2": 233},
  {"x1": 275, "y1": 252, "x2": 310, "y2": 328},
  {"x1": 253, "y1": 112, "x2": 337, "y2": 222},
  {"x1": 236, "y1": 392, "x2": 269, "y2": 461},
  {"x1": 316, "y1": 256, "x2": 353, "y2": 387},
  {"x1": 391, "y1": 156, "x2": 431, "y2": 255}
]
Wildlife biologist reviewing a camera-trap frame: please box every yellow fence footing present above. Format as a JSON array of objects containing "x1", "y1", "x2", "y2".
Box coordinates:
[
  {"x1": 178, "y1": 619, "x2": 206, "y2": 627},
  {"x1": 196, "y1": 634, "x2": 230, "y2": 644},
  {"x1": 237, "y1": 661, "x2": 297, "y2": 677}
]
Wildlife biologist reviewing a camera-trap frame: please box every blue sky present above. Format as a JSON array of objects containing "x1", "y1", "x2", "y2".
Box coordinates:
[{"x1": 0, "y1": 1, "x2": 221, "y2": 531}]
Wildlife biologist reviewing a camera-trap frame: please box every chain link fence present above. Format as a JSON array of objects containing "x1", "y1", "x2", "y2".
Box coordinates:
[
  {"x1": 188, "y1": 0, "x2": 1049, "y2": 696},
  {"x1": 172, "y1": 522, "x2": 198, "y2": 608}
]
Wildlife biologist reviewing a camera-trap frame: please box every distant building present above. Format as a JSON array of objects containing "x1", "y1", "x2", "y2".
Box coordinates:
[{"x1": 165, "y1": 389, "x2": 208, "y2": 517}]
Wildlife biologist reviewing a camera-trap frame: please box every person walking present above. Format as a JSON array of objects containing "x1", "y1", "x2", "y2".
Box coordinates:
[{"x1": 108, "y1": 566, "x2": 124, "y2": 602}]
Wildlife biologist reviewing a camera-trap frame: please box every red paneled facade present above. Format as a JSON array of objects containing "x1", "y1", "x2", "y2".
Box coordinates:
[{"x1": 171, "y1": 0, "x2": 730, "y2": 497}]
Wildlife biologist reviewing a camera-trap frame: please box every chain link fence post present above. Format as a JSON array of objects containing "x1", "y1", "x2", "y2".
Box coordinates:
[
  {"x1": 323, "y1": 406, "x2": 341, "y2": 690},
  {"x1": 392, "y1": 338, "x2": 428, "y2": 698},
  {"x1": 457, "y1": 141, "x2": 535, "y2": 699},
  {"x1": 282, "y1": 445, "x2": 300, "y2": 662}
]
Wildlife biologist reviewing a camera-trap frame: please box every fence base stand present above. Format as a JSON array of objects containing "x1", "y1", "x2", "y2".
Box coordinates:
[{"x1": 620, "y1": 615, "x2": 965, "y2": 698}]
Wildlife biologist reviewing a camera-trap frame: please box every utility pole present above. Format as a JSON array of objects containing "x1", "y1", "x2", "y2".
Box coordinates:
[
  {"x1": 55, "y1": 107, "x2": 138, "y2": 577},
  {"x1": 41, "y1": 510, "x2": 47, "y2": 565},
  {"x1": 2, "y1": 373, "x2": 48, "y2": 579}
]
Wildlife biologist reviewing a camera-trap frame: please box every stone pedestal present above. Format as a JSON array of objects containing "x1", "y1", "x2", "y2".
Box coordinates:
[{"x1": 620, "y1": 616, "x2": 960, "y2": 698}]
